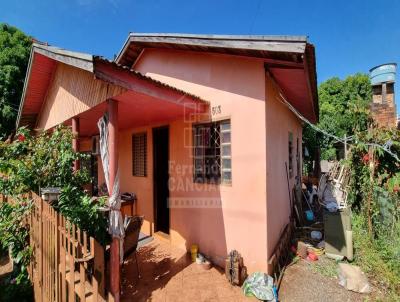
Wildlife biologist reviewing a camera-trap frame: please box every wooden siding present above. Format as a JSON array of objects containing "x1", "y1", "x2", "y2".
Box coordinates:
[{"x1": 36, "y1": 63, "x2": 126, "y2": 131}]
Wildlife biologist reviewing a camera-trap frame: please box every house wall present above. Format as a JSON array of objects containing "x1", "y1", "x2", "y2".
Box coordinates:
[
  {"x1": 36, "y1": 63, "x2": 126, "y2": 131},
  {"x1": 119, "y1": 49, "x2": 269, "y2": 272},
  {"x1": 33, "y1": 47, "x2": 304, "y2": 274},
  {"x1": 265, "y1": 73, "x2": 302, "y2": 261}
]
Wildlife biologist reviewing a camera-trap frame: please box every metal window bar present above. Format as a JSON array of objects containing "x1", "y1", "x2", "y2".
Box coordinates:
[{"x1": 132, "y1": 133, "x2": 147, "y2": 177}]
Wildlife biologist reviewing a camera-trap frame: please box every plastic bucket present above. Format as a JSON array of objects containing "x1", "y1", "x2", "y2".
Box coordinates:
[{"x1": 190, "y1": 244, "x2": 198, "y2": 262}]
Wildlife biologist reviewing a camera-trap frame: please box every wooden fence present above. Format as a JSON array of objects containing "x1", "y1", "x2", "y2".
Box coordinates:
[{"x1": 2, "y1": 193, "x2": 108, "y2": 302}]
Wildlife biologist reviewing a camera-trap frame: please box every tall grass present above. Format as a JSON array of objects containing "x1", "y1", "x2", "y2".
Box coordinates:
[{"x1": 352, "y1": 213, "x2": 400, "y2": 299}]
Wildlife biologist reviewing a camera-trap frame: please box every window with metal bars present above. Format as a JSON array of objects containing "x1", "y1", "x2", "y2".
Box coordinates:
[
  {"x1": 193, "y1": 120, "x2": 231, "y2": 184},
  {"x1": 132, "y1": 132, "x2": 147, "y2": 177}
]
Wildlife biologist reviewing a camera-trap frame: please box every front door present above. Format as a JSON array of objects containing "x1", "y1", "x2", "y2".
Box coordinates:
[{"x1": 153, "y1": 126, "x2": 170, "y2": 234}]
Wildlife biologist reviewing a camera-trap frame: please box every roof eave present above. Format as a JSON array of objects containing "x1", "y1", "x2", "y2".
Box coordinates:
[
  {"x1": 115, "y1": 33, "x2": 309, "y2": 66},
  {"x1": 16, "y1": 46, "x2": 35, "y2": 129}
]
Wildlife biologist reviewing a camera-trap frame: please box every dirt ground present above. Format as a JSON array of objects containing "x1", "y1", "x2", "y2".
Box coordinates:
[
  {"x1": 0, "y1": 253, "x2": 13, "y2": 278},
  {"x1": 279, "y1": 256, "x2": 381, "y2": 302}
]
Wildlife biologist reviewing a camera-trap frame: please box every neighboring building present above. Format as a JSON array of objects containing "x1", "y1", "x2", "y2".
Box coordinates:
[
  {"x1": 369, "y1": 63, "x2": 397, "y2": 128},
  {"x1": 17, "y1": 34, "x2": 318, "y2": 274}
]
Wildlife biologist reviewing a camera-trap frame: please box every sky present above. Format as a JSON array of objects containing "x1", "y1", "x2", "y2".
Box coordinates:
[{"x1": 1, "y1": 0, "x2": 399, "y2": 113}]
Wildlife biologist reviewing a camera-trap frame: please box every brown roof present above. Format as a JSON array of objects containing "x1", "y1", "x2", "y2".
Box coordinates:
[
  {"x1": 115, "y1": 33, "x2": 319, "y2": 123},
  {"x1": 17, "y1": 43, "x2": 207, "y2": 129}
]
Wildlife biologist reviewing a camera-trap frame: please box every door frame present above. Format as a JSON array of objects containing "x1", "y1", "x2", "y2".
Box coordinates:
[{"x1": 152, "y1": 125, "x2": 170, "y2": 234}]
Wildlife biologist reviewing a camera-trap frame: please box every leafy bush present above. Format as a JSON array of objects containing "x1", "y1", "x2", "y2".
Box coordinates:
[
  {"x1": 0, "y1": 126, "x2": 109, "y2": 298},
  {"x1": 352, "y1": 213, "x2": 400, "y2": 297},
  {"x1": 0, "y1": 200, "x2": 32, "y2": 277},
  {"x1": 347, "y1": 127, "x2": 400, "y2": 296},
  {"x1": 0, "y1": 127, "x2": 89, "y2": 195},
  {"x1": 57, "y1": 185, "x2": 109, "y2": 245},
  {"x1": 0, "y1": 126, "x2": 108, "y2": 241},
  {"x1": 0, "y1": 198, "x2": 33, "y2": 301},
  {"x1": 303, "y1": 74, "x2": 372, "y2": 174}
]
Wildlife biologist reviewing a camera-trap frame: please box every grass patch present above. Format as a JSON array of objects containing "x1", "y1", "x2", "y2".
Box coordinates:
[
  {"x1": 352, "y1": 214, "x2": 400, "y2": 300},
  {"x1": 310, "y1": 256, "x2": 338, "y2": 278}
]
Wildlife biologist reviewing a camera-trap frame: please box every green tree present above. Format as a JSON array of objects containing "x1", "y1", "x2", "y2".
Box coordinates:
[
  {"x1": 0, "y1": 24, "x2": 32, "y2": 138},
  {"x1": 304, "y1": 73, "x2": 372, "y2": 164}
]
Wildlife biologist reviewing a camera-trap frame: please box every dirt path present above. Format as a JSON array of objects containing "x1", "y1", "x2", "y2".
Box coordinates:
[{"x1": 279, "y1": 256, "x2": 379, "y2": 302}]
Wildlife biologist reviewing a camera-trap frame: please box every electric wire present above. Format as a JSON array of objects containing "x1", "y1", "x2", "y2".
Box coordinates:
[{"x1": 278, "y1": 93, "x2": 400, "y2": 162}]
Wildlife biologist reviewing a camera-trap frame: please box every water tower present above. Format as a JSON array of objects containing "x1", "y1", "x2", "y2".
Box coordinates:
[{"x1": 369, "y1": 63, "x2": 397, "y2": 128}]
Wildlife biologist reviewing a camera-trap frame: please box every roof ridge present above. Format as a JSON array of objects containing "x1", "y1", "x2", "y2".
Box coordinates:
[{"x1": 128, "y1": 33, "x2": 308, "y2": 42}]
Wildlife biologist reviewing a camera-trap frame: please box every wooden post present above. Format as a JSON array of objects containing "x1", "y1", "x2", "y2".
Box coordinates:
[
  {"x1": 72, "y1": 117, "x2": 80, "y2": 171},
  {"x1": 39, "y1": 197, "x2": 44, "y2": 302},
  {"x1": 108, "y1": 99, "x2": 121, "y2": 302},
  {"x1": 344, "y1": 134, "x2": 348, "y2": 160},
  {"x1": 55, "y1": 211, "x2": 60, "y2": 302}
]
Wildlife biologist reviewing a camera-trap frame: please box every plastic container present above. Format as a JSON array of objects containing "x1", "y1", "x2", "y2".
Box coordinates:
[
  {"x1": 305, "y1": 210, "x2": 314, "y2": 221},
  {"x1": 190, "y1": 244, "x2": 198, "y2": 262},
  {"x1": 307, "y1": 251, "x2": 318, "y2": 261}
]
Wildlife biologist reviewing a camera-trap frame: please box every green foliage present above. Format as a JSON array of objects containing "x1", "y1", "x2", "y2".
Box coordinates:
[
  {"x1": 58, "y1": 186, "x2": 109, "y2": 245},
  {"x1": 352, "y1": 213, "x2": 400, "y2": 297},
  {"x1": 303, "y1": 73, "x2": 372, "y2": 164},
  {"x1": 0, "y1": 126, "x2": 109, "y2": 243},
  {"x1": 0, "y1": 199, "x2": 33, "y2": 301},
  {"x1": 0, "y1": 198, "x2": 33, "y2": 301},
  {"x1": 0, "y1": 127, "x2": 89, "y2": 195},
  {"x1": 0, "y1": 199, "x2": 32, "y2": 278},
  {"x1": 0, "y1": 24, "x2": 32, "y2": 138},
  {"x1": 0, "y1": 126, "x2": 109, "y2": 299},
  {"x1": 347, "y1": 127, "x2": 400, "y2": 296},
  {"x1": 318, "y1": 74, "x2": 371, "y2": 136}
]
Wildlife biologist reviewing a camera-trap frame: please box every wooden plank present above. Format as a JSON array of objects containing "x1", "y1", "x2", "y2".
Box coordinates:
[
  {"x1": 35, "y1": 63, "x2": 126, "y2": 131},
  {"x1": 44, "y1": 207, "x2": 48, "y2": 301},
  {"x1": 92, "y1": 237, "x2": 106, "y2": 301},
  {"x1": 130, "y1": 35, "x2": 306, "y2": 53},
  {"x1": 67, "y1": 220, "x2": 75, "y2": 302},
  {"x1": 22, "y1": 192, "x2": 108, "y2": 302},
  {"x1": 39, "y1": 197, "x2": 44, "y2": 302},
  {"x1": 52, "y1": 206, "x2": 57, "y2": 302},
  {"x1": 77, "y1": 228, "x2": 86, "y2": 302},
  {"x1": 60, "y1": 216, "x2": 67, "y2": 302}
]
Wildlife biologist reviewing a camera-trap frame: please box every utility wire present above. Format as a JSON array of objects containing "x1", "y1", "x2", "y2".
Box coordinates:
[{"x1": 278, "y1": 93, "x2": 400, "y2": 162}]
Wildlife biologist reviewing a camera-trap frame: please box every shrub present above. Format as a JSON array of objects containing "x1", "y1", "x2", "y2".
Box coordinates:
[
  {"x1": 348, "y1": 127, "x2": 400, "y2": 296},
  {"x1": 0, "y1": 126, "x2": 109, "y2": 298}
]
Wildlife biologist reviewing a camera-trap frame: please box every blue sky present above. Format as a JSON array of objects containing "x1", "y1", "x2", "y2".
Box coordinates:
[{"x1": 1, "y1": 0, "x2": 399, "y2": 112}]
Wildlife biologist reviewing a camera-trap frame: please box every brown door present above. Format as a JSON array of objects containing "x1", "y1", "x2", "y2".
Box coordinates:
[{"x1": 153, "y1": 126, "x2": 170, "y2": 234}]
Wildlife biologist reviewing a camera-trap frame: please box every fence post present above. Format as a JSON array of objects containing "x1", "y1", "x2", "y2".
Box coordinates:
[
  {"x1": 67, "y1": 222, "x2": 75, "y2": 302},
  {"x1": 60, "y1": 216, "x2": 67, "y2": 302},
  {"x1": 55, "y1": 209, "x2": 60, "y2": 302},
  {"x1": 39, "y1": 196, "x2": 44, "y2": 302},
  {"x1": 92, "y1": 238, "x2": 105, "y2": 301}
]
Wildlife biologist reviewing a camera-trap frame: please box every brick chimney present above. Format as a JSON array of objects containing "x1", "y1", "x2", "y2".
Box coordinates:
[{"x1": 369, "y1": 63, "x2": 397, "y2": 128}]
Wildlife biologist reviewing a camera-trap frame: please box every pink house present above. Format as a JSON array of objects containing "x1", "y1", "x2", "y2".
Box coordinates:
[{"x1": 17, "y1": 34, "x2": 318, "y2": 285}]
